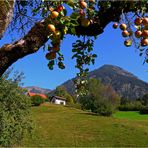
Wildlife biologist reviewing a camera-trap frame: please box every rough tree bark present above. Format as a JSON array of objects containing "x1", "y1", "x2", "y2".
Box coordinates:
[
  {"x1": 0, "y1": 0, "x2": 15, "y2": 38},
  {"x1": 0, "y1": 19, "x2": 49, "y2": 76},
  {"x1": 0, "y1": 1, "x2": 147, "y2": 76}
]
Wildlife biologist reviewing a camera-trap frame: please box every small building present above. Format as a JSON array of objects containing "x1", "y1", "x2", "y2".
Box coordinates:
[
  {"x1": 27, "y1": 92, "x2": 47, "y2": 100},
  {"x1": 51, "y1": 96, "x2": 66, "y2": 105}
]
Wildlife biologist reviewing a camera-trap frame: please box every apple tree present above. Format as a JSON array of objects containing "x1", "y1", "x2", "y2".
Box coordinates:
[{"x1": 0, "y1": 0, "x2": 147, "y2": 94}]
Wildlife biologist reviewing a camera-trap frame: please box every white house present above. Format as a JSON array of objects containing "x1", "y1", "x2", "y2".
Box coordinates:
[{"x1": 51, "y1": 96, "x2": 66, "y2": 105}]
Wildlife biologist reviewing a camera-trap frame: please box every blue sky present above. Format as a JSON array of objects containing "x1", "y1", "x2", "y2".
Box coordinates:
[{"x1": 0, "y1": 20, "x2": 148, "y2": 90}]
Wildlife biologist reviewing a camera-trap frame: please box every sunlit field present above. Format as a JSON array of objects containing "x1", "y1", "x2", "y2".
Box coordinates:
[{"x1": 21, "y1": 104, "x2": 148, "y2": 147}]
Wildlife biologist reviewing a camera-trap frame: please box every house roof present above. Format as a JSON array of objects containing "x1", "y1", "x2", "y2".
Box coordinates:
[
  {"x1": 28, "y1": 92, "x2": 47, "y2": 99},
  {"x1": 51, "y1": 96, "x2": 66, "y2": 101}
]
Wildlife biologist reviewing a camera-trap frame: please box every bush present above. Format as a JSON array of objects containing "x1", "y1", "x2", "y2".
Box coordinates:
[
  {"x1": 0, "y1": 72, "x2": 33, "y2": 147},
  {"x1": 91, "y1": 101, "x2": 115, "y2": 116},
  {"x1": 140, "y1": 94, "x2": 148, "y2": 106},
  {"x1": 45, "y1": 98, "x2": 49, "y2": 102},
  {"x1": 79, "y1": 79, "x2": 120, "y2": 116},
  {"x1": 66, "y1": 94, "x2": 74, "y2": 104},
  {"x1": 31, "y1": 95, "x2": 44, "y2": 106},
  {"x1": 140, "y1": 106, "x2": 148, "y2": 114},
  {"x1": 119, "y1": 101, "x2": 142, "y2": 111}
]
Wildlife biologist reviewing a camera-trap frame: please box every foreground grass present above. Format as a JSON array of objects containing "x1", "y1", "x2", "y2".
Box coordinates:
[{"x1": 21, "y1": 104, "x2": 148, "y2": 147}]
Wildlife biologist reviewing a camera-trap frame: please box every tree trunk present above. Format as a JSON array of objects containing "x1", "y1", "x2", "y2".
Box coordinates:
[{"x1": 0, "y1": 0, "x2": 15, "y2": 38}]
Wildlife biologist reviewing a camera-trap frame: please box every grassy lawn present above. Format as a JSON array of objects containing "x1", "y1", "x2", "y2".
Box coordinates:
[
  {"x1": 21, "y1": 104, "x2": 148, "y2": 147},
  {"x1": 113, "y1": 111, "x2": 148, "y2": 120}
]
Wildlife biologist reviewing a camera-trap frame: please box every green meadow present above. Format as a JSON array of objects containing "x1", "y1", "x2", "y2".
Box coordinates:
[
  {"x1": 21, "y1": 104, "x2": 148, "y2": 147},
  {"x1": 113, "y1": 111, "x2": 148, "y2": 120}
]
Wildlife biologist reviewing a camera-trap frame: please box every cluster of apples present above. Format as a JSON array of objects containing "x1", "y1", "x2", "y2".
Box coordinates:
[
  {"x1": 78, "y1": 0, "x2": 95, "y2": 27},
  {"x1": 46, "y1": 0, "x2": 96, "y2": 60},
  {"x1": 134, "y1": 17, "x2": 148, "y2": 46},
  {"x1": 45, "y1": 46, "x2": 60, "y2": 61},
  {"x1": 113, "y1": 17, "x2": 148, "y2": 47},
  {"x1": 46, "y1": 5, "x2": 64, "y2": 60},
  {"x1": 47, "y1": 0, "x2": 95, "y2": 33}
]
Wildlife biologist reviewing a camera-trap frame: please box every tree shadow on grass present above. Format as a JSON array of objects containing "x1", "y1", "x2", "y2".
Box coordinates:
[{"x1": 76, "y1": 112, "x2": 99, "y2": 116}]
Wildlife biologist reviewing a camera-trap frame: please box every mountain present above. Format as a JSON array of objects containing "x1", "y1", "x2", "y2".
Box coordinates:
[
  {"x1": 60, "y1": 65, "x2": 148, "y2": 99},
  {"x1": 24, "y1": 86, "x2": 51, "y2": 94}
]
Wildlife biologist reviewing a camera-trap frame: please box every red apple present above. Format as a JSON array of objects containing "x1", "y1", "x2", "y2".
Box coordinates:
[
  {"x1": 141, "y1": 38, "x2": 148, "y2": 46},
  {"x1": 51, "y1": 11, "x2": 59, "y2": 19},
  {"x1": 56, "y1": 5, "x2": 64, "y2": 12},
  {"x1": 142, "y1": 17, "x2": 148, "y2": 25},
  {"x1": 79, "y1": 9, "x2": 84, "y2": 16},
  {"x1": 134, "y1": 17, "x2": 142, "y2": 26},
  {"x1": 80, "y1": 1, "x2": 87, "y2": 9},
  {"x1": 46, "y1": 52, "x2": 56, "y2": 60},
  {"x1": 142, "y1": 30, "x2": 148, "y2": 38},
  {"x1": 124, "y1": 39, "x2": 132, "y2": 47},
  {"x1": 122, "y1": 30, "x2": 130, "y2": 37},
  {"x1": 120, "y1": 23, "x2": 127, "y2": 30},
  {"x1": 81, "y1": 18, "x2": 90, "y2": 27},
  {"x1": 47, "y1": 24, "x2": 56, "y2": 32},
  {"x1": 89, "y1": 0, "x2": 95, "y2": 3},
  {"x1": 52, "y1": 46, "x2": 60, "y2": 52},
  {"x1": 113, "y1": 23, "x2": 118, "y2": 29},
  {"x1": 135, "y1": 30, "x2": 142, "y2": 38}
]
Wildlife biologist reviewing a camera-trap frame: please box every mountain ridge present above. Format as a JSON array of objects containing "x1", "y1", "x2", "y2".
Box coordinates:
[
  {"x1": 24, "y1": 86, "x2": 51, "y2": 94},
  {"x1": 24, "y1": 65, "x2": 148, "y2": 99},
  {"x1": 60, "y1": 65, "x2": 148, "y2": 99}
]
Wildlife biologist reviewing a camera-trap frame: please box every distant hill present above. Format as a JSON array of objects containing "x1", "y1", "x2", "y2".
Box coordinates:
[
  {"x1": 59, "y1": 65, "x2": 148, "y2": 99},
  {"x1": 24, "y1": 86, "x2": 51, "y2": 94}
]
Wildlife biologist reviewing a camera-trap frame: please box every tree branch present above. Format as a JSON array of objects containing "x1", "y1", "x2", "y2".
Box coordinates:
[
  {"x1": 0, "y1": 18, "x2": 49, "y2": 76},
  {"x1": 76, "y1": 1, "x2": 148, "y2": 36},
  {"x1": 0, "y1": 1, "x2": 147, "y2": 76}
]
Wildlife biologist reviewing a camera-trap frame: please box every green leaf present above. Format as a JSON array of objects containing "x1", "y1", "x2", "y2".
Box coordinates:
[
  {"x1": 70, "y1": 12, "x2": 80, "y2": 20},
  {"x1": 63, "y1": 9, "x2": 67, "y2": 16},
  {"x1": 48, "y1": 60, "x2": 54, "y2": 70},
  {"x1": 70, "y1": 28, "x2": 76, "y2": 35},
  {"x1": 58, "y1": 62, "x2": 65, "y2": 69},
  {"x1": 92, "y1": 54, "x2": 97, "y2": 58},
  {"x1": 91, "y1": 59, "x2": 95, "y2": 65}
]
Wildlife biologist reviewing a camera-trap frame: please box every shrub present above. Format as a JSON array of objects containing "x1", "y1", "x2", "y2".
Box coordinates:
[
  {"x1": 140, "y1": 106, "x2": 148, "y2": 114},
  {"x1": 119, "y1": 101, "x2": 142, "y2": 111},
  {"x1": 91, "y1": 101, "x2": 115, "y2": 116},
  {"x1": 0, "y1": 71, "x2": 33, "y2": 147},
  {"x1": 141, "y1": 94, "x2": 148, "y2": 106},
  {"x1": 65, "y1": 94, "x2": 74, "y2": 104},
  {"x1": 79, "y1": 79, "x2": 120, "y2": 116},
  {"x1": 45, "y1": 98, "x2": 49, "y2": 102},
  {"x1": 120, "y1": 98, "x2": 130, "y2": 105},
  {"x1": 31, "y1": 95, "x2": 44, "y2": 106}
]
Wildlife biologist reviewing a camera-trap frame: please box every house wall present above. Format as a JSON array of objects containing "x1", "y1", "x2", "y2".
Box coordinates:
[{"x1": 53, "y1": 99, "x2": 66, "y2": 105}]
